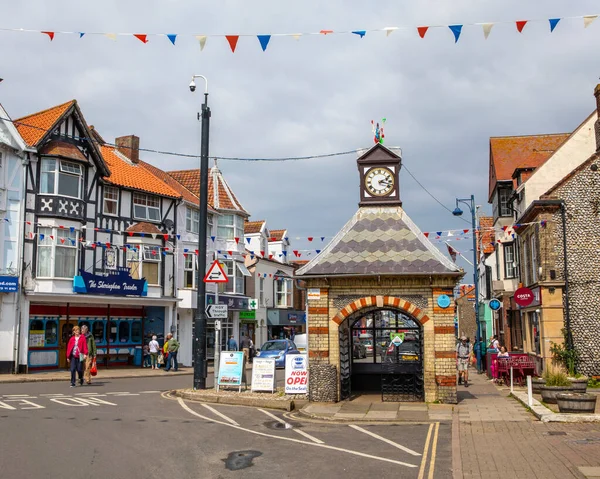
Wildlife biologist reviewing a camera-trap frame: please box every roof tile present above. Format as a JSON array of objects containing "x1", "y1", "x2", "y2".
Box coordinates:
[
  {"x1": 269, "y1": 229, "x2": 286, "y2": 241},
  {"x1": 40, "y1": 140, "x2": 88, "y2": 162},
  {"x1": 15, "y1": 100, "x2": 75, "y2": 147},
  {"x1": 245, "y1": 221, "x2": 265, "y2": 234}
]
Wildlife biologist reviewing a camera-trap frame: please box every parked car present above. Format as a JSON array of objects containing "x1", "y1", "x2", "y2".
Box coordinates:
[
  {"x1": 360, "y1": 338, "x2": 374, "y2": 356},
  {"x1": 294, "y1": 333, "x2": 307, "y2": 353},
  {"x1": 255, "y1": 340, "x2": 300, "y2": 368},
  {"x1": 353, "y1": 341, "x2": 367, "y2": 359}
]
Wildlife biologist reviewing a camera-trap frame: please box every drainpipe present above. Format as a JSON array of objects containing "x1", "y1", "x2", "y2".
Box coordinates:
[{"x1": 559, "y1": 202, "x2": 573, "y2": 352}]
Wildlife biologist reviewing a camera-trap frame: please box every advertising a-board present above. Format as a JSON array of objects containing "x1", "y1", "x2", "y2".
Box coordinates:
[
  {"x1": 284, "y1": 354, "x2": 308, "y2": 394},
  {"x1": 217, "y1": 351, "x2": 245, "y2": 388},
  {"x1": 251, "y1": 358, "x2": 276, "y2": 393}
]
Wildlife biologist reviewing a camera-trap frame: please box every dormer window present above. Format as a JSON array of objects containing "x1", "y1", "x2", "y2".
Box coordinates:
[{"x1": 40, "y1": 159, "x2": 83, "y2": 199}]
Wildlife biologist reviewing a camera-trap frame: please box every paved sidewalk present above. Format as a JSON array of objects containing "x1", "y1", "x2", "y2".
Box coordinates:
[{"x1": 455, "y1": 369, "x2": 600, "y2": 479}]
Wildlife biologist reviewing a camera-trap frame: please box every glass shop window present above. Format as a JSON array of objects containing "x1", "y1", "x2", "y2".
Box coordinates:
[
  {"x1": 79, "y1": 321, "x2": 91, "y2": 333},
  {"x1": 131, "y1": 321, "x2": 142, "y2": 343},
  {"x1": 93, "y1": 321, "x2": 105, "y2": 343},
  {"x1": 30, "y1": 319, "x2": 43, "y2": 333},
  {"x1": 45, "y1": 320, "x2": 58, "y2": 345},
  {"x1": 119, "y1": 322, "x2": 130, "y2": 343}
]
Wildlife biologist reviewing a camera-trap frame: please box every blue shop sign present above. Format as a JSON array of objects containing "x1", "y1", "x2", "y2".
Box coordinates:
[
  {"x1": 489, "y1": 299, "x2": 502, "y2": 311},
  {"x1": 206, "y1": 294, "x2": 249, "y2": 311},
  {"x1": 437, "y1": 294, "x2": 451, "y2": 309},
  {"x1": 0, "y1": 275, "x2": 18, "y2": 292},
  {"x1": 73, "y1": 268, "x2": 148, "y2": 296}
]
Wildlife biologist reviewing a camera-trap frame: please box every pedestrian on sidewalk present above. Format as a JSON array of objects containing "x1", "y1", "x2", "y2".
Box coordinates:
[
  {"x1": 162, "y1": 334, "x2": 170, "y2": 370},
  {"x1": 149, "y1": 335, "x2": 160, "y2": 370},
  {"x1": 456, "y1": 335, "x2": 472, "y2": 387},
  {"x1": 66, "y1": 326, "x2": 88, "y2": 387},
  {"x1": 227, "y1": 335, "x2": 238, "y2": 351},
  {"x1": 81, "y1": 325, "x2": 96, "y2": 385},
  {"x1": 240, "y1": 334, "x2": 252, "y2": 363},
  {"x1": 165, "y1": 334, "x2": 180, "y2": 372}
]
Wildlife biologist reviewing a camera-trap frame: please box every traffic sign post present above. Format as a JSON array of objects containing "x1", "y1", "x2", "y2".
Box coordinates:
[{"x1": 206, "y1": 303, "x2": 228, "y2": 319}]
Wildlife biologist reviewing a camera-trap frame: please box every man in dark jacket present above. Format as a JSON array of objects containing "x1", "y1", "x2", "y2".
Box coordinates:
[
  {"x1": 81, "y1": 325, "x2": 97, "y2": 385},
  {"x1": 165, "y1": 334, "x2": 180, "y2": 372}
]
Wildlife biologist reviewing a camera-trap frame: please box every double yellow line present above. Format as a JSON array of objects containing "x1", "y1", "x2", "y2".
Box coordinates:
[{"x1": 418, "y1": 422, "x2": 440, "y2": 479}]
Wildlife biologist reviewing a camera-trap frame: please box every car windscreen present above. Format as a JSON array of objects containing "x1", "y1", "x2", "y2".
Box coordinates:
[{"x1": 262, "y1": 341, "x2": 286, "y2": 351}]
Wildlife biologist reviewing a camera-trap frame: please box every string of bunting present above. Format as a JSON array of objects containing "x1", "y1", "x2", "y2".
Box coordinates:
[{"x1": 3, "y1": 13, "x2": 599, "y2": 50}]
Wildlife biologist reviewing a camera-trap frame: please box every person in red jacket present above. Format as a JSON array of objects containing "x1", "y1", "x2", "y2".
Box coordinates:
[{"x1": 66, "y1": 325, "x2": 88, "y2": 387}]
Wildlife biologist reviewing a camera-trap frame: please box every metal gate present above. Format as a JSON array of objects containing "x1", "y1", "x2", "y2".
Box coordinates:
[{"x1": 349, "y1": 309, "x2": 423, "y2": 401}]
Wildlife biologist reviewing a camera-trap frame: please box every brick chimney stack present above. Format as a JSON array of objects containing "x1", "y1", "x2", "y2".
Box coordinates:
[
  {"x1": 116, "y1": 135, "x2": 140, "y2": 164},
  {"x1": 594, "y1": 85, "x2": 600, "y2": 152}
]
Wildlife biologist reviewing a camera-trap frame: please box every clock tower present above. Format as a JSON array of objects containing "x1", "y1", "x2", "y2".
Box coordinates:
[{"x1": 357, "y1": 143, "x2": 402, "y2": 207}]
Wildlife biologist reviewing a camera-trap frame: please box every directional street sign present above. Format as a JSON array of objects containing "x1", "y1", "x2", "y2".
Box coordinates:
[
  {"x1": 204, "y1": 260, "x2": 229, "y2": 283},
  {"x1": 206, "y1": 304, "x2": 228, "y2": 319}
]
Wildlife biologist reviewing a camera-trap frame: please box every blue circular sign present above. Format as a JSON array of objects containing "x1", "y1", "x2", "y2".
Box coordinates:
[
  {"x1": 489, "y1": 299, "x2": 501, "y2": 311},
  {"x1": 437, "y1": 294, "x2": 451, "y2": 309}
]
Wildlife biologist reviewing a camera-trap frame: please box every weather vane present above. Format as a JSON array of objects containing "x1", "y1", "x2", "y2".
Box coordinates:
[{"x1": 371, "y1": 118, "x2": 386, "y2": 144}]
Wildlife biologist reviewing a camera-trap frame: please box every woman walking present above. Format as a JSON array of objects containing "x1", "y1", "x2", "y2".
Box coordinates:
[
  {"x1": 66, "y1": 326, "x2": 88, "y2": 387},
  {"x1": 149, "y1": 335, "x2": 160, "y2": 370}
]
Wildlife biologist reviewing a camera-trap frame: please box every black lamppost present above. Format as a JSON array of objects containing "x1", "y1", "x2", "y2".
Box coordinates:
[
  {"x1": 452, "y1": 195, "x2": 482, "y2": 373},
  {"x1": 189, "y1": 75, "x2": 210, "y2": 390}
]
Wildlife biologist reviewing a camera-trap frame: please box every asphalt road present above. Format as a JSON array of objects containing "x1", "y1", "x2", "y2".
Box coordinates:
[{"x1": 0, "y1": 375, "x2": 452, "y2": 479}]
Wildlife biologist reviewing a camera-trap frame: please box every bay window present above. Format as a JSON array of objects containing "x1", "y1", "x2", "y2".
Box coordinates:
[
  {"x1": 217, "y1": 214, "x2": 244, "y2": 240},
  {"x1": 40, "y1": 159, "x2": 83, "y2": 199},
  {"x1": 276, "y1": 278, "x2": 293, "y2": 308},
  {"x1": 37, "y1": 227, "x2": 79, "y2": 278},
  {"x1": 186, "y1": 207, "x2": 200, "y2": 234},
  {"x1": 127, "y1": 245, "x2": 161, "y2": 285},
  {"x1": 103, "y1": 186, "x2": 119, "y2": 216},
  {"x1": 217, "y1": 260, "x2": 249, "y2": 294},
  {"x1": 133, "y1": 193, "x2": 160, "y2": 222}
]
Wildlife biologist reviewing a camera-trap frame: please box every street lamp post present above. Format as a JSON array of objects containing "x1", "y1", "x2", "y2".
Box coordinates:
[
  {"x1": 190, "y1": 75, "x2": 210, "y2": 390},
  {"x1": 452, "y1": 195, "x2": 482, "y2": 374}
]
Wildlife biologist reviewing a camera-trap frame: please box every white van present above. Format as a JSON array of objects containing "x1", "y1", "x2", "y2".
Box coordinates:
[{"x1": 294, "y1": 333, "x2": 307, "y2": 352}]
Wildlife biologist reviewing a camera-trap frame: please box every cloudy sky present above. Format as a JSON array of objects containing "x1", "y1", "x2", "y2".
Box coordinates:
[{"x1": 2, "y1": 0, "x2": 600, "y2": 277}]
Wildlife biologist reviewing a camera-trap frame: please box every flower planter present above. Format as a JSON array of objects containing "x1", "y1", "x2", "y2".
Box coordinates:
[
  {"x1": 540, "y1": 385, "x2": 574, "y2": 404},
  {"x1": 568, "y1": 378, "x2": 588, "y2": 393},
  {"x1": 556, "y1": 393, "x2": 597, "y2": 414},
  {"x1": 531, "y1": 377, "x2": 546, "y2": 394}
]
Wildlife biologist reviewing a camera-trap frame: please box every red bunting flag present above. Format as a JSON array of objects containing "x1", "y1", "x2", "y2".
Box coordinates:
[
  {"x1": 128, "y1": 231, "x2": 134, "y2": 236},
  {"x1": 270, "y1": 237, "x2": 276, "y2": 242},
  {"x1": 234, "y1": 237, "x2": 240, "y2": 244},
  {"x1": 228, "y1": 250, "x2": 233, "y2": 256},
  {"x1": 269, "y1": 254, "x2": 274, "y2": 260},
  {"x1": 463, "y1": 229, "x2": 469, "y2": 234},
  {"x1": 195, "y1": 249, "x2": 198, "y2": 255},
  {"x1": 502, "y1": 226, "x2": 508, "y2": 231},
  {"x1": 163, "y1": 234, "x2": 169, "y2": 241},
  {"x1": 60, "y1": 238, "x2": 65, "y2": 244},
  {"x1": 134, "y1": 34, "x2": 148, "y2": 43},
  {"x1": 417, "y1": 27, "x2": 429, "y2": 38},
  {"x1": 260, "y1": 250, "x2": 265, "y2": 257},
  {"x1": 42, "y1": 31, "x2": 55, "y2": 41},
  {"x1": 293, "y1": 250, "x2": 300, "y2": 257},
  {"x1": 320, "y1": 30, "x2": 333, "y2": 35},
  {"x1": 307, "y1": 237, "x2": 313, "y2": 242},
  {"x1": 106, "y1": 242, "x2": 111, "y2": 248},
  {"x1": 226, "y1": 35, "x2": 239, "y2": 52},
  {"x1": 446, "y1": 243, "x2": 457, "y2": 262},
  {"x1": 516, "y1": 21, "x2": 528, "y2": 33},
  {"x1": 50, "y1": 235, "x2": 54, "y2": 240},
  {"x1": 424, "y1": 232, "x2": 429, "y2": 238}
]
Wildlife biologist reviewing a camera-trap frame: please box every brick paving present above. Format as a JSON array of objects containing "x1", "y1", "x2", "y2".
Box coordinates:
[{"x1": 455, "y1": 370, "x2": 600, "y2": 479}]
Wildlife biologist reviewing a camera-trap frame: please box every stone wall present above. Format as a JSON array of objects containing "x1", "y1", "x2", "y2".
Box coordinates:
[
  {"x1": 457, "y1": 295, "x2": 476, "y2": 340},
  {"x1": 304, "y1": 275, "x2": 460, "y2": 404}
]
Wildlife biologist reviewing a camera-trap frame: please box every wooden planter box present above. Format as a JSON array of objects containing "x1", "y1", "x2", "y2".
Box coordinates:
[
  {"x1": 532, "y1": 377, "x2": 545, "y2": 394},
  {"x1": 540, "y1": 385, "x2": 574, "y2": 404},
  {"x1": 556, "y1": 393, "x2": 597, "y2": 414},
  {"x1": 568, "y1": 378, "x2": 588, "y2": 393}
]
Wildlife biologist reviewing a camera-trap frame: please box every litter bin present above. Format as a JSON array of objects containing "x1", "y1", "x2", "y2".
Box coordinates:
[{"x1": 133, "y1": 346, "x2": 143, "y2": 366}]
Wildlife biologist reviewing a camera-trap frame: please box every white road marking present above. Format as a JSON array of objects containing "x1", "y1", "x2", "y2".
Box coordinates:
[
  {"x1": 4, "y1": 399, "x2": 45, "y2": 410},
  {"x1": 50, "y1": 397, "x2": 92, "y2": 407},
  {"x1": 40, "y1": 394, "x2": 67, "y2": 397},
  {"x1": 139, "y1": 390, "x2": 161, "y2": 394},
  {"x1": 106, "y1": 392, "x2": 139, "y2": 396},
  {"x1": 201, "y1": 404, "x2": 239, "y2": 426},
  {"x1": 3, "y1": 394, "x2": 35, "y2": 398},
  {"x1": 349, "y1": 425, "x2": 421, "y2": 456},
  {"x1": 0, "y1": 401, "x2": 16, "y2": 410},
  {"x1": 259, "y1": 408, "x2": 324, "y2": 444},
  {"x1": 75, "y1": 393, "x2": 107, "y2": 397},
  {"x1": 178, "y1": 398, "x2": 416, "y2": 468}
]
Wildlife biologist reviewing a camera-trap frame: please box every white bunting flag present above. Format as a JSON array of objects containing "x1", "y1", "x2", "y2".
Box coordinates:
[
  {"x1": 482, "y1": 23, "x2": 494, "y2": 39},
  {"x1": 196, "y1": 35, "x2": 207, "y2": 50},
  {"x1": 584, "y1": 15, "x2": 598, "y2": 28}
]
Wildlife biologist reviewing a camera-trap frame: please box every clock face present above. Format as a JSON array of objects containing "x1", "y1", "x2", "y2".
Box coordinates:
[{"x1": 365, "y1": 167, "x2": 395, "y2": 197}]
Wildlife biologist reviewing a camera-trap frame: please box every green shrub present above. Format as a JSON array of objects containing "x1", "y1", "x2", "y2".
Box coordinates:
[
  {"x1": 588, "y1": 378, "x2": 600, "y2": 389},
  {"x1": 543, "y1": 368, "x2": 571, "y2": 387},
  {"x1": 549, "y1": 329, "x2": 579, "y2": 377}
]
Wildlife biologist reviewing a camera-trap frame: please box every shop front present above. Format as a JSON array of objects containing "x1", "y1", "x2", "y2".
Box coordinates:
[{"x1": 267, "y1": 309, "x2": 306, "y2": 341}]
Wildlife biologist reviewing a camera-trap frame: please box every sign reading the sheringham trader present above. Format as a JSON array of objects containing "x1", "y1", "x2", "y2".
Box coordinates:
[
  {"x1": 307, "y1": 288, "x2": 321, "y2": 301},
  {"x1": 206, "y1": 304, "x2": 228, "y2": 319},
  {"x1": 0, "y1": 275, "x2": 18, "y2": 292},
  {"x1": 73, "y1": 268, "x2": 147, "y2": 296},
  {"x1": 285, "y1": 354, "x2": 308, "y2": 394},
  {"x1": 251, "y1": 358, "x2": 276, "y2": 393}
]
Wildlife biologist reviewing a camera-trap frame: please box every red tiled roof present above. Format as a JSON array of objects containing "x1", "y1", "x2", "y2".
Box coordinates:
[
  {"x1": 245, "y1": 220, "x2": 265, "y2": 234},
  {"x1": 15, "y1": 100, "x2": 75, "y2": 147},
  {"x1": 126, "y1": 222, "x2": 163, "y2": 234},
  {"x1": 478, "y1": 216, "x2": 495, "y2": 255},
  {"x1": 269, "y1": 229, "x2": 286, "y2": 241},
  {"x1": 101, "y1": 145, "x2": 180, "y2": 198},
  {"x1": 39, "y1": 140, "x2": 88, "y2": 162},
  {"x1": 488, "y1": 133, "x2": 570, "y2": 201},
  {"x1": 290, "y1": 260, "x2": 309, "y2": 267}
]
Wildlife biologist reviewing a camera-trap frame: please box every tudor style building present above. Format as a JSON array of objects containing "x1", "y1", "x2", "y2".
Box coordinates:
[
  {"x1": 296, "y1": 144, "x2": 463, "y2": 403},
  {"x1": 13, "y1": 101, "x2": 181, "y2": 372}
]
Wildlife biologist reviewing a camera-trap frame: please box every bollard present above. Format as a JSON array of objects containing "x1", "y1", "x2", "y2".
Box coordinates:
[
  {"x1": 527, "y1": 375, "x2": 533, "y2": 407},
  {"x1": 510, "y1": 367, "x2": 514, "y2": 394}
]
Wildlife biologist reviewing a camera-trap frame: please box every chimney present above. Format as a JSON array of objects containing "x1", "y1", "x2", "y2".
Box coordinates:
[
  {"x1": 594, "y1": 85, "x2": 600, "y2": 152},
  {"x1": 116, "y1": 135, "x2": 140, "y2": 164}
]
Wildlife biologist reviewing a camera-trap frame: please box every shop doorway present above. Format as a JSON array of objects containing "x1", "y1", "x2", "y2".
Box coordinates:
[
  {"x1": 341, "y1": 309, "x2": 423, "y2": 401},
  {"x1": 58, "y1": 320, "x2": 74, "y2": 368}
]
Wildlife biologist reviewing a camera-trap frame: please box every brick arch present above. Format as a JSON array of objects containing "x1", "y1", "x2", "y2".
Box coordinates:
[{"x1": 332, "y1": 295, "x2": 430, "y2": 326}]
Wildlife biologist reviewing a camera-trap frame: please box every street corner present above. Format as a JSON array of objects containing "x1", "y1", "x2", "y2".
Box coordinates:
[{"x1": 171, "y1": 387, "x2": 297, "y2": 411}]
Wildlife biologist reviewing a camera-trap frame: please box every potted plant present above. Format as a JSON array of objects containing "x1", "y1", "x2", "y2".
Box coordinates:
[
  {"x1": 540, "y1": 367, "x2": 574, "y2": 404},
  {"x1": 550, "y1": 330, "x2": 587, "y2": 392},
  {"x1": 556, "y1": 393, "x2": 597, "y2": 414},
  {"x1": 531, "y1": 376, "x2": 546, "y2": 394}
]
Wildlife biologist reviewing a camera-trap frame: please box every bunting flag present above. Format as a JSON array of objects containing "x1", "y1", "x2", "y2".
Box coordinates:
[
  {"x1": 257, "y1": 35, "x2": 271, "y2": 51},
  {"x1": 449, "y1": 25, "x2": 463, "y2": 43},
  {"x1": 584, "y1": 15, "x2": 598, "y2": 28},
  {"x1": 417, "y1": 26, "x2": 429, "y2": 38},
  {"x1": 482, "y1": 23, "x2": 494, "y2": 39},
  {"x1": 320, "y1": 30, "x2": 333, "y2": 35},
  {"x1": 383, "y1": 27, "x2": 398, "y2": 37},
  {"x1": 196, "y1": 35, "x2": 207, "y2": 50},
  {"x1": 446, "y1": 243, "x2": 458, "y2": 262},
  {"x1": 105, "y1": 33, "x2": 117, "y2": 41},
  {"x1": 226, "y1": 35, "x2": 239, "y2": 52},
  {"x1": 549, "y1": 18, "x2": 561, "y2": 32},
  {"x1": 42, "y1": 31, "x2": 55, "y2": 41},
  {"x1": 516, "y1": 21, "x2": 528, "y2": 33},
  {"x1": 79, "y1": 32, "x2": 85, "y2": 39},
  {"x1": 166, "y1": 34, "x2": 177, "y2": 45},
  {"x1": 134, "y1": 34, "x2": 148, "y2": 44},
  {"x1": 352, "y1": 30, "x2": 366, "y2": 38}
]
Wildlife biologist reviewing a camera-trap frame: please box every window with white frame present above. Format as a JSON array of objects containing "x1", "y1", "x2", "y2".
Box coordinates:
[
  {"x1": 498, "y1": 188, "x2": 512, "y2": 217},
  {"x1": 184, "y1": 254, "x2": 198, "y2": 289},
  {"x1": 217, "y1": 214, "x2": 244, "y2": 240},
  {"x1": 276, "y1": 278, "x2": 293, "y2": 308},
  {"x1": 217, "y1": 260, "x2": 249, "y2": 294},
  {"x1": 40, "y1": 158, "x2": 84, "y2": 199},
  {"x1": 530, "y1": 234, "x2": 538, "y2": 284},
  {"x1": 259, "y1": 277, "x2": 265, "y2": 306},
  {"x1": 504, "y1": 243, "x2": 516, "y2": 279},
  {"x1": 133, "y1": 193, "x2": 160, "y2": 222},
  {"x1": 186, "y1": 207, "x2": 200, "y2": 234},
  {"x1": 103, "y1": 186, "x2": 119, "y2": 216},
  {"x1": 127, "y1": 245, "x2": 161, "y2": 285},
  {"x1": 37, "y1": 227, "x2": 79, "y2": 278}
]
